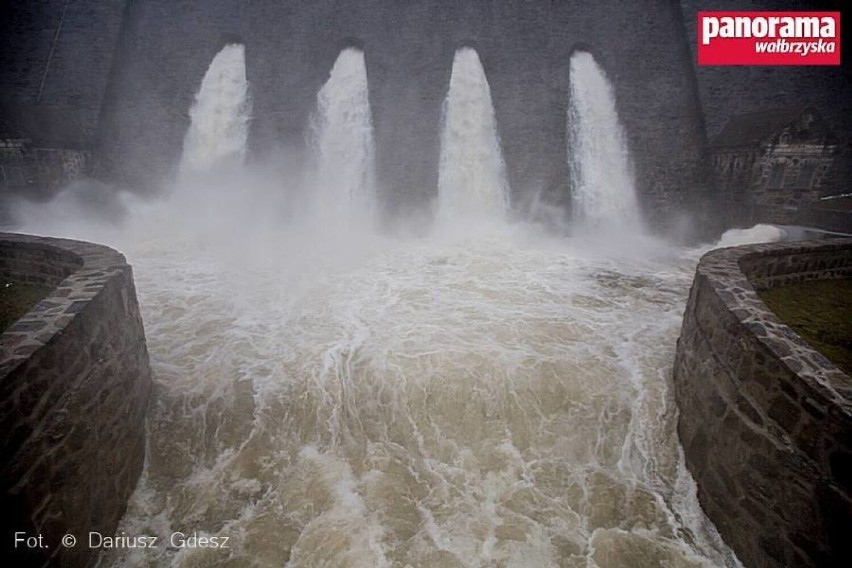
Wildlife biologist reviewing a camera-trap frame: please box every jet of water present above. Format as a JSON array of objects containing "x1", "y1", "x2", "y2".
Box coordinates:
[
  {"x1": 308, "y1": 47, "x2": 376, "y2": 226},
  {"x1": 179, "y1": 43, "x2": 251, "y2": 175},
  {"x1": 568, "y1": 52, "x2": 640, "y2": 231},
  {"x1": 437, "y1": 47, "x2": 510, "y2": 222}
]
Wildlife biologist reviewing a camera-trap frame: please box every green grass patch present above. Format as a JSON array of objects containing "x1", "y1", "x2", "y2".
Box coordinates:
[
  {"x1": 0, "y1": 281, "x2": 53, "y2": 333},
  {"x1": 759, "y1": 279, "x2": 852, "y2": 376}
]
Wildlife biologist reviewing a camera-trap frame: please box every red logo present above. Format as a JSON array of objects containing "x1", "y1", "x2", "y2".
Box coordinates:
[{"x1": 698, "y1": 12, "x2": 840, "y2": 66}]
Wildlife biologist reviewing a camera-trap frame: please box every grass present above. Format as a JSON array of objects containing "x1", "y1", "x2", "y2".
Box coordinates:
[
  {"x1": 0, "y1": 281, "x2": 53, "y2": 333},
  {"x1": 759, "y1": 279, "x2": 852, "y2": 376}
]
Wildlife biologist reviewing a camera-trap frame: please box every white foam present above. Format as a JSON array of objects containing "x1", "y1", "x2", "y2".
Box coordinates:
[
  {"x1": 713, "y1": 224, "x2": 787, "y2": 249},
  {"x1": 15, "y1": 199, "x2": 741, "y2": 566}
]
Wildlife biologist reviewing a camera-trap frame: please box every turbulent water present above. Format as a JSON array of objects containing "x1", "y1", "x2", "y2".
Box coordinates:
[
  {"x1": 438, "y1": 48, "x2": 510, "y2": 221},
  {"x1": 6, "y1": 198, "x2": 746, "y2": 567},
  {"x1": 567, "y1": 52, "x2": 640, "y2": 230},
  {"x1": 309, "y1": 47, "x2": 376, "y2": 223},
  {"x1": 50, "y1": 216, "x2": 738, "y2": 568},
  {"x1": 7, "y1": 39, "x2": 771, "y2": 567},
  {"x1": 713, "y1": 224, "x2": 787, "y2": 248},
  {"x1": 180, "y1": 44, "x2": 251, "y2": 175},
  {"x1": 12, "y1": 170, "x2": 788, "y2": 568}
]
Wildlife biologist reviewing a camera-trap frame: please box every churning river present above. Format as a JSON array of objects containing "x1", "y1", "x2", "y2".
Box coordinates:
[
  {"x1": 11, "y1": 39, "x2": 763, "y2": 567},
  {"x1": 75, "y1": 220, "x2": 739, "y2": 568}
]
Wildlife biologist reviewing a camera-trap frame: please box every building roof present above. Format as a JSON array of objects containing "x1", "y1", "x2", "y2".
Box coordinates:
[{"x1": 710, "y1": 105, "x2": 837, "y2": 149}]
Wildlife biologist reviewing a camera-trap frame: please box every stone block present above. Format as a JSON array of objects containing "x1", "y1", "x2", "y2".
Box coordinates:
[
  {"x1": 673, "y1": 238, "x2": 852, "y2": 568},
  {"x1": 0, "y1": 233, "x2": 152, "y2": 567}
]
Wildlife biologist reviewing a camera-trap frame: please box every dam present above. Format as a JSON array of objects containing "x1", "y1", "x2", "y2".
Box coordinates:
[
  {"x1": 1, "y1": 1, "x2": 849, "y2": 566},
  {"x1": 7, "y1": 35, "x2": 742, "y2": 566}
]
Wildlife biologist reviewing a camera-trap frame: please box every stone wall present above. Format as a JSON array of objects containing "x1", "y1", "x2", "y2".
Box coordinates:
[
  {"x1": 711, "y1": 141, "x2": 839, "y2": 229},
  {"x1": 674, "y1": 238, "x2": 852, "y2": 567},
  {"x1": 0, "y1": 143, "x2": 92, "y2": 200},
  {"x1": 0, "y1": 233, "x2": 151, "y2": 567}
]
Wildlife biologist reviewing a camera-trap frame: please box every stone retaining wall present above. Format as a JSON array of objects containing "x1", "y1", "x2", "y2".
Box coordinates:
[
  {"x1": 0, "y1": 232, "x2": 151, "y2": 567},
  {"x1": 674, "y1": 238, "x2": 852, "y2": 568}
]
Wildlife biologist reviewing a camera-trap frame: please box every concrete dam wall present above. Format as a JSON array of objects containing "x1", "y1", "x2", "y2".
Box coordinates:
[
  {"x1": 3, "y1": 2, "x2": 850, "y2": 229},
  {"x1": 91, "y1": 0, "x2": 709, "y2": 227},
  {"x1": 0, "y1": 0, "x2": 127, "y2": 145}
]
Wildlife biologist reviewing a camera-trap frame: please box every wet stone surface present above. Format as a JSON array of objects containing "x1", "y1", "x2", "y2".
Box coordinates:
[
  {"x1": 0, "y1": 233, "x2": 152, "y2": 568},
  {"x1": 674, "y1": 237, "x2": 852, "y2": 568}
]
